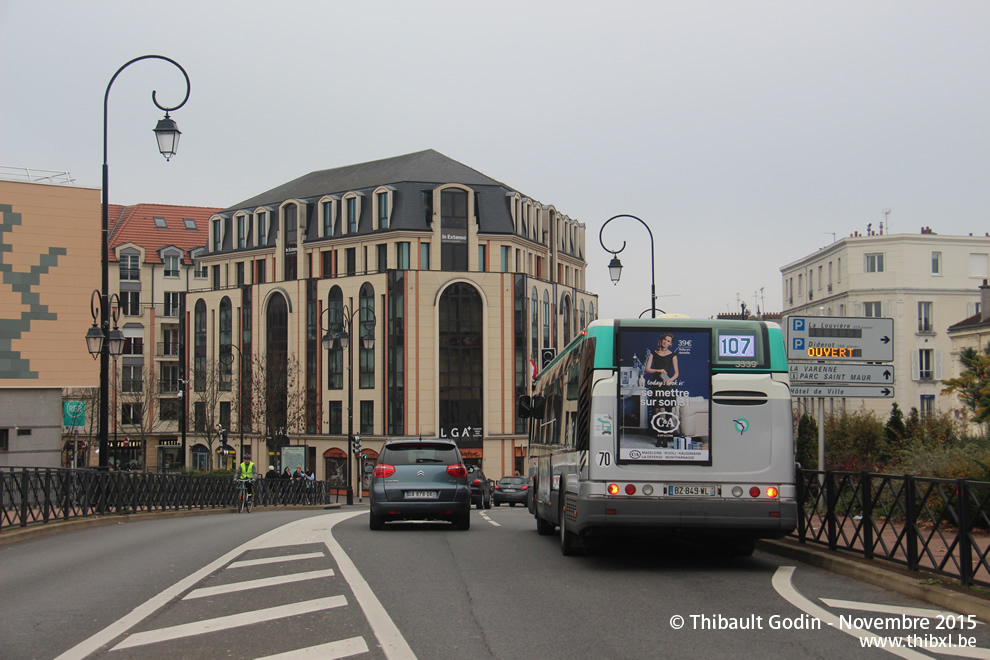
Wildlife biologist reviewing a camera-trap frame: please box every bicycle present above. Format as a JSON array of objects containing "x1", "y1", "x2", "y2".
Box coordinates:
[{"x1": 234, "y1": 478, "x2": 255, "y2": 513}]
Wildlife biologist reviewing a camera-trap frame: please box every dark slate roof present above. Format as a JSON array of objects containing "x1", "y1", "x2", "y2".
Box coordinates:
[
  {"x1": 224, "y1": 149, "x2": 513, "y2": 213},
  {"x1": 947, "y1": 312, "x2": 990, "y2": 333}
]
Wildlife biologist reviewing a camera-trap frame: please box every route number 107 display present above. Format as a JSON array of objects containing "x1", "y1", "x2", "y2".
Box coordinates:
[{"x1": 718, "y1": 334, "x2": 755, "y2": 358}]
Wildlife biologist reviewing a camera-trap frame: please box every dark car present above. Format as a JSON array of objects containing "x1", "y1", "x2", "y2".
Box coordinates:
[
  {"x1": 493, "y1": 476, "x2": 529, "y2": 507},
  {"x1": 466, "y1": 465, "x2": 493, "y2": 509},
  {"x1": 369, "y1": 438, "x2": 471, "y2": 530}
]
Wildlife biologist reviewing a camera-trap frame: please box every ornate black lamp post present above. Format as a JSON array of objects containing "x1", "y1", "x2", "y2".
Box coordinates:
[
  {"x1": 322, "y1": 304, "x2": 376, "y2": 505},
  {"x1": 85, "y1": 55, "x2": 190, "y2": 470},
  {"x1": 598, "y1": 214, "x2": 659, "y2": 319}
]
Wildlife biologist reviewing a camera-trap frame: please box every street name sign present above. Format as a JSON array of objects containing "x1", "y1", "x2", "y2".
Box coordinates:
[
  {"x1": 786, "y1": 316, "x2": 894, "y2": 362},
  {"x1": 788, "y1": 363, "x2": 894, "y2": 384},
  {"x1": 790, "y1": 385, "x2": 895, "y2": 399}
]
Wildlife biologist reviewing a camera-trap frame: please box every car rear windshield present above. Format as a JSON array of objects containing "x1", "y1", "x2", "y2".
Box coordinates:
[
  {"x1": 383, "y1": 443, "x2": 460, "y2": 465},
  {"x1": 500, "y1": 477, "x2": 526, "y2": 486}
]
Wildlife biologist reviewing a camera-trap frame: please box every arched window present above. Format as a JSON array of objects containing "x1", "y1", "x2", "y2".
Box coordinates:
[
  {"x1": 439, "y1": 283, "x2": 483, "y2": 436},
  {"x1": 561, "y1": 294, "x2": 571, "y2": 346},
  {"x1": 219, "y1": 297, "x2": 232, "y2": 391},
  {"x1": 543, "y1": 290, "x2": 550, "y2": 347},
  {"x1": 359, "y1": 283, "x2": 375, "y2": 389},
  {"x1": 194, "y1": 299, "x2": 207, "y2": 391},
  {"x1": 531, "y1": 287, "x2": 539, "y2": 360},
  {"x1": 580, "y1": 299, "x2": 586, "y2": 330},
  {"x1": 266, "y1": 293, "x2": 288, "y2": 443},
  {"x1": 327, "y1": 286, "x2": 343, "y2": 390}
]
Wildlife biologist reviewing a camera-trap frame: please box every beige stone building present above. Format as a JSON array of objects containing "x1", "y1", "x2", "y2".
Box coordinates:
[{"x1": 193, "y1": 150, "x2": 598, "y2": 485}]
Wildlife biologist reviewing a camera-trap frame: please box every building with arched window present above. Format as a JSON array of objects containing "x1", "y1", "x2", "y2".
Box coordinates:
[{"x1": 189, "y1": 150, "x2": 597, "y2": 484}]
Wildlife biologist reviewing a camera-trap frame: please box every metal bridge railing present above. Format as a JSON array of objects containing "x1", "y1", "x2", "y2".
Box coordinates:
[
  {"x1": 795, "y1": 469, "x2": 990, "y2": 587},
  {"x1": 0, "y1": 467, "x2": 343, "y2": 532}
]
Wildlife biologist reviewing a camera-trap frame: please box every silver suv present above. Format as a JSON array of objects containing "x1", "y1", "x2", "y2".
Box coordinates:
[{"x1": 369, "y1": 438, "x2": 471, "y2": 530}]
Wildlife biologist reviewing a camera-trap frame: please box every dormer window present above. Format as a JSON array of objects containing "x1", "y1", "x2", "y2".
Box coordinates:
[
  {"x1": 347, "y1": 197, "x2": 358, "y2": 233},
  {"x1": 257, "y1": 211, "x2": 268, "y2": 246},
  {"x1": 212, "y1": 218, "x2": 222, "y2": 252},
  {"x1": 236, "y1": 215, "x2": 247, "y2": 249},
  {"x1": 374, "y1": 187, "x2": 392, "y2": 230},
  {"x1": 164, "y1": 254, "x2": 180, "y2": 278},
  {"x1": 321, "y1": 198, "x2": 337, "y2": 237}
]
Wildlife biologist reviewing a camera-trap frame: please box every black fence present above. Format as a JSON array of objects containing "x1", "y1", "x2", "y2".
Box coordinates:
[
  {"x1": 796, "y1": 469, "x2": 990, "y2": 587},
  {"x1": 0, "y1": 466, "x2": 343, "y2": 532}
]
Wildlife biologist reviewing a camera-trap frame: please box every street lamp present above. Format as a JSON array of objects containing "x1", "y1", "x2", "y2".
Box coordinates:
[
  {"x1": 86, "y1": 290, "x2": 125, "y2": 467},
  {"x1": 219, "y1": 343, "x2": 246, "y2": 457},
  {"x1": 599, "y1": 214, "x2": 658, "y2": 319},
  {"x1": 85, "y1": 55, "x2": 190, "y2": 470},
  {"x1": 321, "y1": 303, "x2": 376, "y2": 505}
]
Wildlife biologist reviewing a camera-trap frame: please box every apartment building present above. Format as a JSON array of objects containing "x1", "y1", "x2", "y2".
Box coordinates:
[
  {"x1": 781, "y1": 227, "x2": 990, "y2": 419},
  {"x1": 104, "y1": 203, "x2": 220, "y2": 470},
  {"x1": 193, "y1": 149, "x2": 598, "y2": 482}
]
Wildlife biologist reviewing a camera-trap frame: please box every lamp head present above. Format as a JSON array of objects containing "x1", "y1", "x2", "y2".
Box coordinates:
[
  {"x1": 154, "y1": 113, "x2": 181, "y2": 161},
  {"x1": 607, "y1": 256, "x2": 623, "y2": 284}
]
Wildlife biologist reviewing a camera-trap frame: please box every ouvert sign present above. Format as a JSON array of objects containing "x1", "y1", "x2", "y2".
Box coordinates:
[{"x1": 786, "y1": 316, "x2": 894, "y2": 363}]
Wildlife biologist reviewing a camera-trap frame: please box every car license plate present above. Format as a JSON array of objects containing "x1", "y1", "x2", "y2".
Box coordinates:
[
  {"x1": 405, "y1": 491, "x2": 438, "y2": 499},
  {"x1": 504, "y1": 488, "x2": 517, "y2": 493},
  {"x1": 666, "y1": 485, "x2": 718, "y2": 497}
]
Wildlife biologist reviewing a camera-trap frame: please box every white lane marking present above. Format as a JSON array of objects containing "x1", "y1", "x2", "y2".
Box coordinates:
[
  {"x1": 820, "y1": 598, "x2": 974, "y2": 621},
  {"x1": 54, "y1": 511, "x2": 365, "y2": 660},
  {"x1": 111, "y1": 596, "x2": 347, "y2": 651},
  {"x1": 772, "y1": 566, "x2": 932, "y2": 660},
  {"x1": 256, "y1": 636, "x2": 369, "y2": 659},
  {"x1": 324, "y1": 518, "x2": 417, "y2": 660},
  {"x1": 229, "y1": 551, "x2": 325, "y2": 569},
  {"x1": 184, "y1": 569, "x2": 336, "y2": 600},
  {"x1": 479, "y1": 512, "x2": 500, "y2": 526}
]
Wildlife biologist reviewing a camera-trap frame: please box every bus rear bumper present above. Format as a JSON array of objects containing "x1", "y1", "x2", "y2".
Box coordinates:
[{"x1": 573, "y1": 496, "x2": 797, "y2": 539}]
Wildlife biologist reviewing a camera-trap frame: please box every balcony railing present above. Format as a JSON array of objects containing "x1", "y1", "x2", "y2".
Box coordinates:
[
  {"x1": 157, "y1": 342, "x2": 180, "y2": 358},
  {"x1": 159, "y1": 380, "x2": 180, "y2": 395}
]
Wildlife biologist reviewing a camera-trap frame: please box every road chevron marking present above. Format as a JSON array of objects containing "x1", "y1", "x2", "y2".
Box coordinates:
[
  {"x1": 255, "y1": 636, "x2": 369, "y2": 659},
  {"x1": 771, "y1": 566, "x2": 931, "y2": 660},
  {"x1": 53, "y1": 511, "x2": 369, "y2": 660},
  {"x1": 184, "y1": 569, "x2": 337, "y2": 599},
  {"x1": 111, "y1": 596, "x2": 348, "y2": 651},
  {"x1": 228, "y1": 551, "x2": 325, "y2": 569}
]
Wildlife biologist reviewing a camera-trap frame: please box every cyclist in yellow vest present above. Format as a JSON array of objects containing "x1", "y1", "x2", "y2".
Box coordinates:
[{"x1": 238, "y1": 458, "x2": 256, "y2": 499}]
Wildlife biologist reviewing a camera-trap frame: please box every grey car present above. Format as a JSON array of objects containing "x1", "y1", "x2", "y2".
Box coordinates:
[
  {"x1": 493, "y1": 476, "x2": 529, "y2": 507},
  {"x1": 369, "y1": 438, "x2": 471, "y2": 530}
]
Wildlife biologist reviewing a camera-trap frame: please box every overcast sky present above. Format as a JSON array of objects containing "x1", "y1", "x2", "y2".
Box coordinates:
[{"x1": 3, "y1": 1, "x2": 989, "y2": 320}]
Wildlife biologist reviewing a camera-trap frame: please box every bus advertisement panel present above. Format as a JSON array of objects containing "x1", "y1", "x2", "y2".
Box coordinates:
[{"x1": 617, "y1": 326, "x2": 712, "y2": 465}]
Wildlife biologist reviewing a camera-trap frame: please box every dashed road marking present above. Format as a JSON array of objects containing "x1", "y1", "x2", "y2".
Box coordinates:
[
  {"x1": 480, "y1": 511, "x2": 500, "y2": 526},
  {"x1": 111, "y1": 596, "x2": 348, "y2": 651},
  {"x1": 183, "y1": 568, "x2": 336, "y2": 599},
  {"x1": 228, "y1": 551, "x2": 325, "y2": 569},
  {"x1": 256, "y1": 635, "x2": 369, "y2": 659}
]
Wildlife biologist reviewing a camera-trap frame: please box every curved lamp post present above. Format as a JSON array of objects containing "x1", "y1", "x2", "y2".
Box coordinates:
[
  {"x1": 598, "y1": 214, "x2": 658, "y2": 319},
  {"x1": 86, "y1": 55, "x2": 190, "y2": 470},
  {"x1": 321, "y1": 304, "x2": 376, "y2": 505}
]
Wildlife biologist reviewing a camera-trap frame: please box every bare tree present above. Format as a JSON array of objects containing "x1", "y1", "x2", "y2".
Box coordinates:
[
  {"x1": 193, "y1": 357, "x2": 227, "y2": 470},
  {"x1": 249, "y1": 352, "x2": 306, "y2": 460},
  {"x1": 117, "y1": 366, "x2": 170, "y2": 470}
]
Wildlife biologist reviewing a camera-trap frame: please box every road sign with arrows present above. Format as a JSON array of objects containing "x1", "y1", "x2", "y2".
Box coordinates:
[
  {"x1": 786, "y1": 316, "x2": 894, "y2": 362},
  {"x1": 791, "y1": 385, "x2": 894, "y2": 398},
  {"x1": 788, "y1": 363, "x2": 894, "y2": 384}
]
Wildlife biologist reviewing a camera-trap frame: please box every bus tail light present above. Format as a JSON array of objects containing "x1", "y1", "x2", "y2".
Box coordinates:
[
  {"x1": 766, "y1": 486, "x2": 778, "y2": 498},
  {"x1": 607, "y1": 483, "x2": 619, "y2": 495},
  {"x1": 374, "y1": 464, "x2": 396, "y2": 478},
  {"x1": 625, "y1": 484, "x2": 637, "y2": 495},
  {"x1": 749, "y1": 487, "x2": 761, "y2": 498}
]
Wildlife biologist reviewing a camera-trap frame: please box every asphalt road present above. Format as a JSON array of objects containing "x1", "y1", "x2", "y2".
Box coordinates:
[{"x1": 4, "y1": 506, "x2": 990, "y2": 659}]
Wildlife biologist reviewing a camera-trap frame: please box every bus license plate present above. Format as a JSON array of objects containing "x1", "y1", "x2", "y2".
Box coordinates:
[
  {"x1": 405, "y1": 491, "x2": 438, "y2": 499},
  {"x1": 666, "y1": 485, "x2": 718, "y2": 497}
]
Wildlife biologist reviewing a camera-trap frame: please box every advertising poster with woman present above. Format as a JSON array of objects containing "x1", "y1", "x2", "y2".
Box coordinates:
[{"x1": 616, "y1": 326, "x2": 712, "y2": 464}]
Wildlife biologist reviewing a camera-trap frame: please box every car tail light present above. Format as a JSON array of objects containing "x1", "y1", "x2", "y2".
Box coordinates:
[
  {"x1": 374, "y1": 464, "x2": 395, "y2": 478},
  {"x1": 494, "y1": 484, "x2": 500, "y2": 490},
  {"x1": 749, "y1": 486, "x2": 761, "y2": 497},
  {"x1": 472, "y1": 479, "x2": 481, "y2": 486},
  {"x1": 766, "y1": 486, "x2": 779, "y2": 498},
  {"x1": 520, "y1": 485, "x2": 528, "y2": 490},
  {"x1": 447, "y1": 464, "x2": 467, "y2": 478}
]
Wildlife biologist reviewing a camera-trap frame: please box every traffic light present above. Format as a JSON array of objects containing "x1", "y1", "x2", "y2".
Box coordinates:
[
  {"x1": 219, "y1": 427, "x2": 228, "y2": 447},
  {"x1": 352, "y1": 435, "x2": 362, "y2": 455},
  {"x1": 540, "y1": 347, "x2": 557, "y2": 370}
]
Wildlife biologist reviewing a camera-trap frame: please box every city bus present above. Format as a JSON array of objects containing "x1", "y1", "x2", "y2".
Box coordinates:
[{"x1": 518, "y1": 317, "x2": 797, "y2": 556}]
